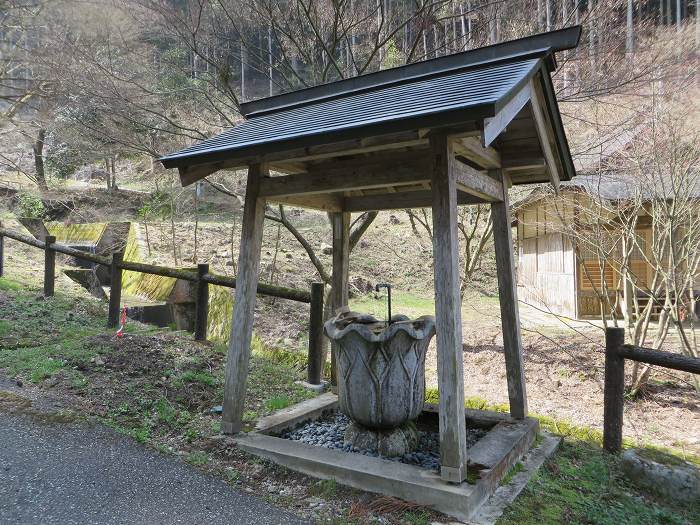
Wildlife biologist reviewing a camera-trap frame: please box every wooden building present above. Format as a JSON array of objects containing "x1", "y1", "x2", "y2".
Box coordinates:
[{"x1": 515, "y1": 173, "x2": 699, "y2": 319}]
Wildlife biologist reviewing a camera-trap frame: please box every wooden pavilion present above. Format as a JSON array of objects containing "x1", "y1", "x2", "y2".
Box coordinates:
[{"x1": 161, "y1": 27, "x2": 581, "y2": 484}]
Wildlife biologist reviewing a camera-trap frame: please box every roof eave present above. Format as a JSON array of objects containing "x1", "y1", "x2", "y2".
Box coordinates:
[
  {"x1": 539, "y1": 68, "x2": 576, "y2": 182},
  {"x1": 160, "y1": 102, "x2": 496, "y2": 171}
]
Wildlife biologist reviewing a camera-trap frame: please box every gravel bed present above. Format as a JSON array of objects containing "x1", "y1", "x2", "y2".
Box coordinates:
[{"x1": 279, "y1": 411, "x2": 487, "y2": 471}]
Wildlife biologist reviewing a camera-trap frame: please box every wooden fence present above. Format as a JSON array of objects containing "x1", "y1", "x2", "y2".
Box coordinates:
[
  {"x1": 0, "y1": 226, "x2": 325, "y2": 385},
  {"x1": 603, "y1": 326, "x2": 700, "y2": 453}
]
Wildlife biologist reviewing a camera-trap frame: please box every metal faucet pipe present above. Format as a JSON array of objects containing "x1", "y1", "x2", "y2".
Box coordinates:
[{"x1": 375, "y1": 283, "x2": 392, "y2": 325}]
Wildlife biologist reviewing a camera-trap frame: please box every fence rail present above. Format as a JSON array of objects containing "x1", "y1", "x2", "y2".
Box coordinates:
[
  {"x1": 603, "y1": 327, "x2": 700, "y2": 453},
  {"x1": 0, "y1": 225, "x2": 325, "y2": 385}
]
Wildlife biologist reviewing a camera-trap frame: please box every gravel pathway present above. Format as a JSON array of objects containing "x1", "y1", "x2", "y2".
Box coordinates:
[{"x1": 0, "y1": 412, "x2": 308, "y2": 525}]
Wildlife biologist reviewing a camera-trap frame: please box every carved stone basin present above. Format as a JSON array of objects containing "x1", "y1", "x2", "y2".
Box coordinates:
[{"x1": 324, "y1": 311, "x2": 436, "y2": 456}]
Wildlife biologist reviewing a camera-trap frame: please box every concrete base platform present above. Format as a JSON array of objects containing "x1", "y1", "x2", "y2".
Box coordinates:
[
  {"x1": 236, "y1": 394, "x2": 539, "y2": 522},
  {"x1": 468, "y1": 432, "x2": 561, "y2": 524}
]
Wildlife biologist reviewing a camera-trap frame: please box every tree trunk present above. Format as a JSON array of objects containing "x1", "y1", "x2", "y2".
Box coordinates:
[
  {"x1": 144, "y1": 221, "x2": 152, "y2": 257},
  {"x1": 104, "y1": 158, "x2": 111, "y2": 190},
  {"x1": 268, "y1": 24, "x2": 274, "y2": 96},
  {"x1": 110, "y1": 157, "x2": 117, "y2": 190},
  {"x1": 193, "y1": 191, "x2": 199, "y2": 263},
  {"x1": 696, "y1": 0, "x2": 700, "y2": 48},
  {"x1": 626, "y1": 0, "x2": 634, "y2": 55},
  {"x1": 240, "y1": 40, "x2": 246, "y2": 100},
  {"x1": 33, "y1": 128, "x2": 48, "y2": 191},
  {"x1": 588, "y1": 0, "x2": 596, "y2": 74}
]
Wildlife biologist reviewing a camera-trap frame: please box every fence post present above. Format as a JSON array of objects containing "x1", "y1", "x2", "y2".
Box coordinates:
[
  {"x1": 108, "y1": 251, "x2": 124, "y2": 328},
  {"x1": 195, "y1": 263, "x2": 209, "y2": 341},
  {"x1": 43, "y1": 235, "x2": 56, "y2": 297},
  {"x1": 307, "y1": 282, "x2": 324, "y2": 385},
  {"x1": 603, "y1": 326, "x2": 626, "y2": 453}
]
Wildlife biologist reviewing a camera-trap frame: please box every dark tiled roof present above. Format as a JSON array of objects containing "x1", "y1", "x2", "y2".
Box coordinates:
[{"x1": 161, "y1": 58, "x2": 540, "y2": 167}]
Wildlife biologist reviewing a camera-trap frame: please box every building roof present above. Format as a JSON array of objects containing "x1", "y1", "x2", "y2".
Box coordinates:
[
  {"x1": 160, "y1": 27, "x2": 582, "y2": 193},
  {"x1": 514, "y1": 173, "x2": 700, "y2": 213},
  {"x1": 162, "y1": 57, "x2": 539, "y2": 167}
]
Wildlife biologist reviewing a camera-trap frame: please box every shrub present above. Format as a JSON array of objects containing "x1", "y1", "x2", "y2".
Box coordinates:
[{"x1": 15, "y1": 192, "x2": 46, "y2": 218}]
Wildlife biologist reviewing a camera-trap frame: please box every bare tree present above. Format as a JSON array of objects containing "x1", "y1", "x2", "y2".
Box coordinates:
[
  {"x1": 529, "y1": 99, "x2": 700, "y2": 394},
  {"x1": 405, "y1": 203, "x2": 493, "y2": 291}
]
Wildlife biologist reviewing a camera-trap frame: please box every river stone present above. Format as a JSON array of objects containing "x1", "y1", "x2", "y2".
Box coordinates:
[
  {"x1": 344, "y1": 421, "x2": 419, "y2": 457},
  {"x1": 621, "y1": 448, "x2": 700, "y2": 503}
]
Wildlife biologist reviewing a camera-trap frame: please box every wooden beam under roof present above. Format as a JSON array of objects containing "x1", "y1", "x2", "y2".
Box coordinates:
[
  {"x1": 482, "y1": 82, "x2": 532, "y2": 148},
  {"x1": 260, "y1": 165, "x2": 432, "y2": 199},
  {"x1": 452, "y1": 136, "x2": 501, "y2": 169},
  {"x1": 260, "y1": 139, "x2": 509, "y2": 208},
  {"x1": 502, "y1": 155, "x2": 546, "y2": 169},
  {"x1": 452, "y1": 159, "x2": 503, "y2": 202},
  {"x1": 177, "y1": 129, "x2": 432, "y2": 186},
  {"x1": 502, "y1": 156, "x2": 548, "y2": 181},
  {"x1": 302, "y1": 146, "x2": 429, "y2": 171},
  {"x1": 267, "y1": 193, "x2": 344, "y2": 212},
  {"x1": 344, "y1": 189, "x2": 484, "y2": 212},
  {"x1": 259, "y1": 151, "x2": 432, "y2": 198}
]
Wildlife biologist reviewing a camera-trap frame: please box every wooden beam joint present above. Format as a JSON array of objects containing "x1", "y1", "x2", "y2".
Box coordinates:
[{"x1": 452, "y1": 159, "x2": 504, "y2": 202}]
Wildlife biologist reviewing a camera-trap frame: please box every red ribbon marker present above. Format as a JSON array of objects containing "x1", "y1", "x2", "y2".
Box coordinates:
[{"x1": 116, "y1": 305, "x2": 127, "y2": 338}]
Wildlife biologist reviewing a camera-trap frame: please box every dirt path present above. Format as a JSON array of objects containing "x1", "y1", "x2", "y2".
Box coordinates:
[{"x1": 424, "y1": 302, "x2": 700, "y2": 455}]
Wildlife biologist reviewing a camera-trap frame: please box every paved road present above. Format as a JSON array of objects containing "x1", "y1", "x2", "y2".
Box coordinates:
[{"x1": 0, "y1": 412, "x2": 309, "y2": 525}]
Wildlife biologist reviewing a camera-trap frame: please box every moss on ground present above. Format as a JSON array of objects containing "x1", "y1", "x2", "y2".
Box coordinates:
[
  {"x1": 0, "y1": 279, "x2": 109, "y2": 385},
  {"x1": 635, "y1": 447, "x2": 692, "y2": 468},
  {"x1": 424, "y1": 388, "x2": 700, "y2": 525},
  {"x1": 498, "y1": 439, "x2": 699, "y2": 525}
]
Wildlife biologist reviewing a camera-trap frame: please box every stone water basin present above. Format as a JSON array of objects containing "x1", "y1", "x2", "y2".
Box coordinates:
[{"x1": 324, "y1": 311, "x2": 441, "y2": 456}]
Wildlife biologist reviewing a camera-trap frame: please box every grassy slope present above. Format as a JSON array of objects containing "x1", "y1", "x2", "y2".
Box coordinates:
[
  {"x1": 431, "y1": 388, "x2": 700, "y2": 524},
  {"x1": 482, "y1": 408, "x2": 698, "y2": 524},
  {"x1": 500, "y1": 438, "x2": 699, "y2": 525},
  {"x1": 0, "y1": 276, "x2": 315, "y2": 443}
]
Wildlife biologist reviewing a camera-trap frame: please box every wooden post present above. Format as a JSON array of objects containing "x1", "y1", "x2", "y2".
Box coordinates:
[
  {"x1": 329, "y1": 211, "x2": 350, "y2": 388},
  {"x1": 222, "y1": 163, "x2": 267, "y2": 434},
  {"x1": 603, "y1": 326, "x2": 625, "y2": 453},
  {"x1": 43, "y1": 235, "x2": 56, "y2": 297},
  {"x1": 490, "y1": 170, "x2": 528, "y2": 419},
  {"x1": 195, "y1": 263, "x2": 209, "y2": 341},
  {"x1": 108, "y1": 251, "x2": 124, "y2": 328},
  {"x1": 430, "y1": 134, "x2": 469, "y2": 483},
  {"x1": 307, "y1": 282, "x2": 324, "y2": 385}
]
